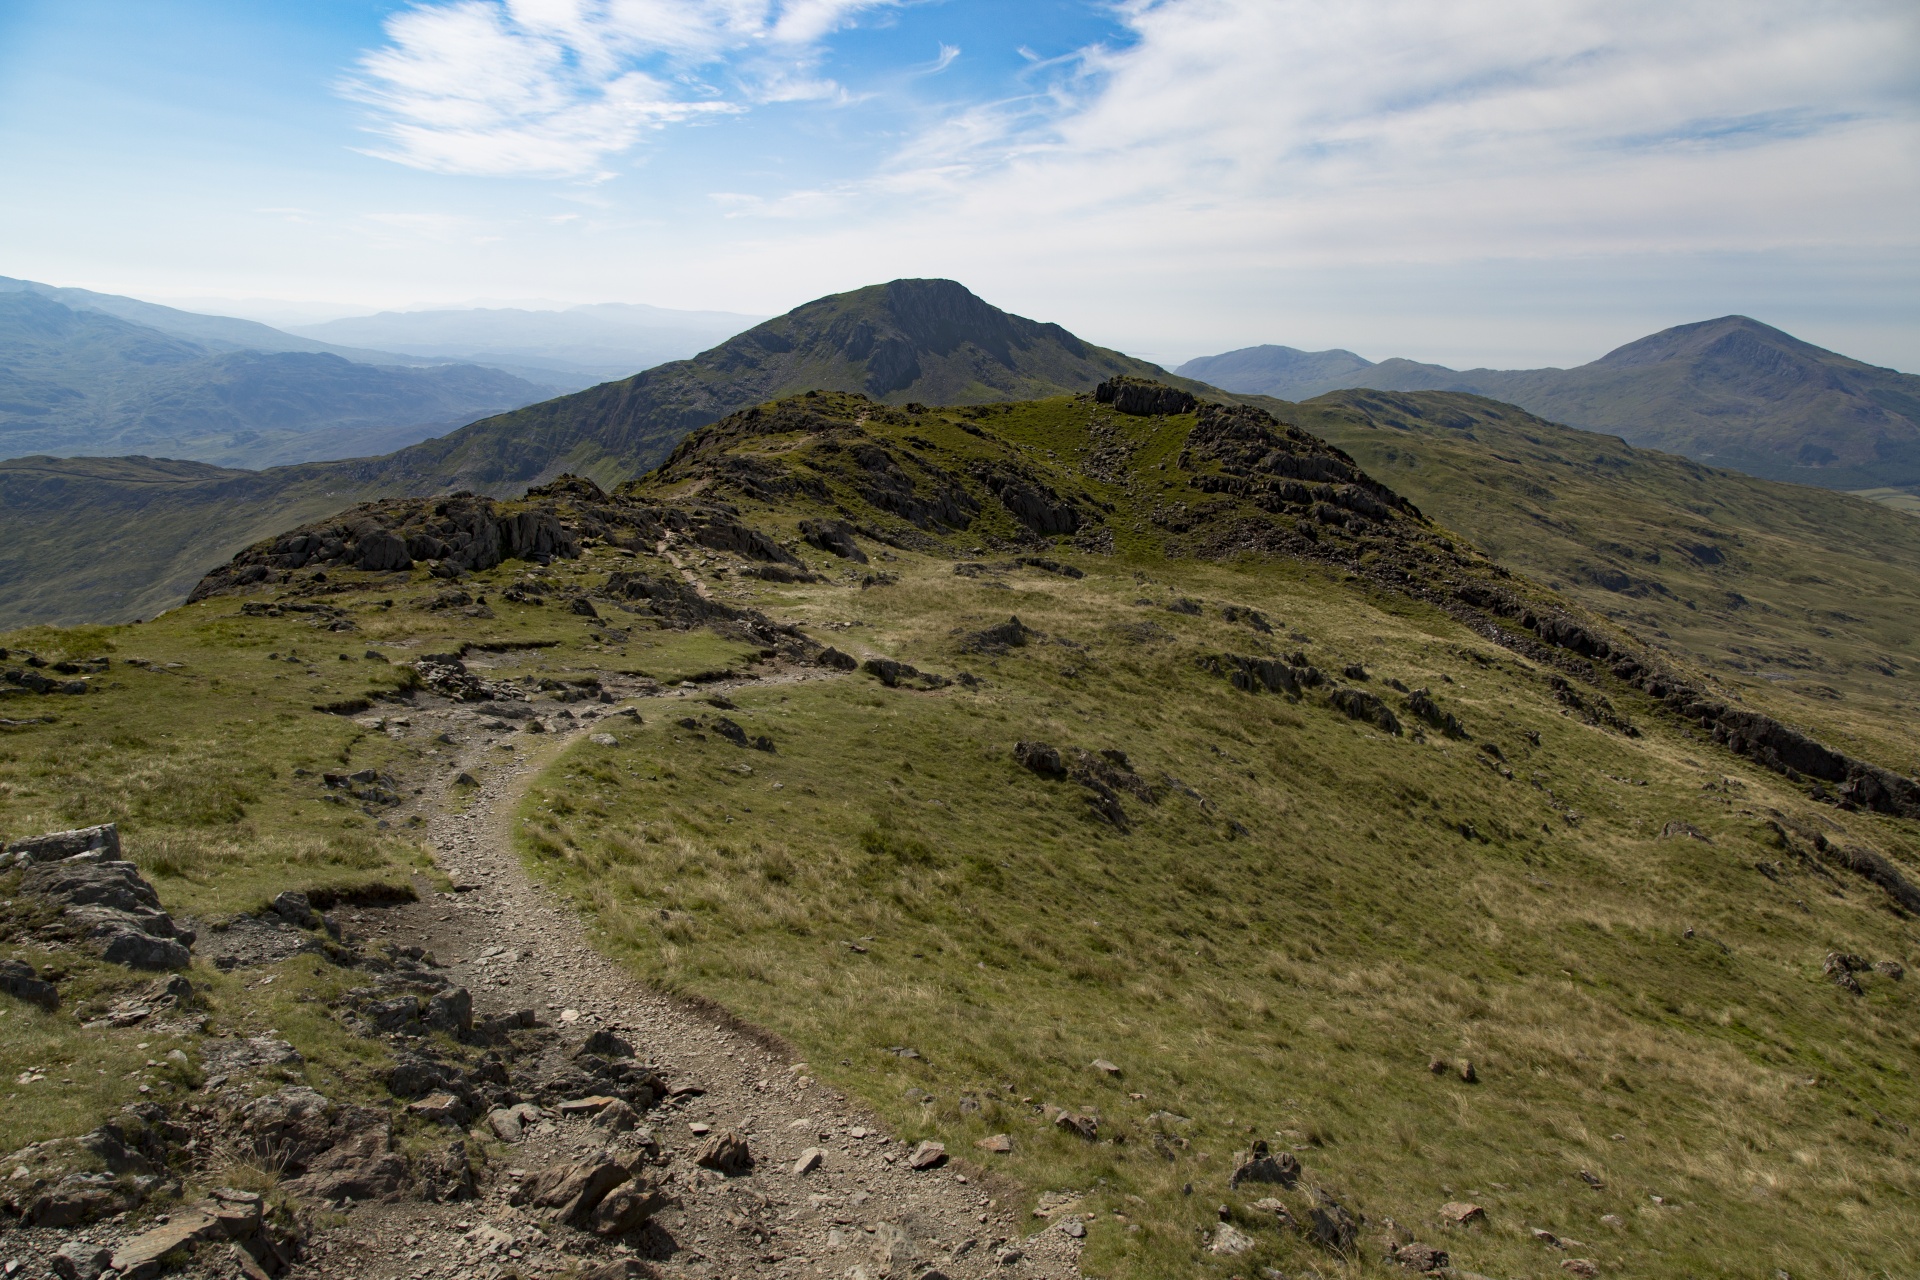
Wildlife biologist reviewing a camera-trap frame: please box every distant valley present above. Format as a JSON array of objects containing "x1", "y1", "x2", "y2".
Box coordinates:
[
  {"x1": 0, "y1": 276, "x2": 767, "y2": 469},
  {"x1": 1180, "y1": 316, "x2": 1920, "y2": 495}
]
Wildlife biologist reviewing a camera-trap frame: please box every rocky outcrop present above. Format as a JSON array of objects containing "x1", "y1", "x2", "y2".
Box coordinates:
[
  {"x1": 19, "y1": 847, "x2": 192, "y2": 969},
  {"x1": 1014, "y1": 741, "x2": 1158, "y2": 830},
  {"x1": 5, "y1": 822, "x2": 120, "y2": 864},
  {"x1": 1096, "y1": 377, "x2": 1197, "y2": 417},
  {"x1": 190, "y1": 491, "x2": 582, "y2": 600},
  {"x1": 799, "y1": 518, "x2": 868, "y2": 562}
]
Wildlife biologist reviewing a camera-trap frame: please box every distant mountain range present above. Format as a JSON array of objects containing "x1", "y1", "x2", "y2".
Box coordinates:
[
  {"x1": 0, "y1": 282, "x2": 555, "y2": 467},
  {"x1": 0, "y1": 277, "x2": 770, "y2": 469},
  {"x1": 0, "y1": 278, "x2": 1200, "y2": 625},
  {"x1": 286, "y1": 302, "x2": 765, "y2": 388},
  {"x1": 1178, "y1": 317, "x2": 1920, "y2": 491}
]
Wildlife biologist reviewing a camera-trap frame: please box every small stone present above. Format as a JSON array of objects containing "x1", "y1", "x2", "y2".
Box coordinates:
[
  {"x1": 1439, "y1": 1201, "x2": 1485, "y2": 1224},
  {"x1": 1577, "y1": 1169, "x2": 1605, "y2": 1189},
  {"x1": 1562, "y1": 1262, "x2": 1599, "y2": 1278},
  {"x1": 591, "y1": 733, "x2": 618, "y2": 747},
  {"x1": 792, "y1": 1147, "x2": 827, "y2": 1176},
  {"x1": 594, "y1": 1099, "x2": 640, "y2": 1132},
  {"x1": 1251, "y1": 1197, "x2": 1297, "y2": 1229},
  {"x1": 407, "y1": 1093, "x2": 465, "y2": 1124},
  {"x1": 695, "y1": 1130, "x2": 753, "y2": 1175},
  {"x1": 689, "y1": 1122, "x2": 712, "y2": 1135},
  {"x1": 907, "y1": 1140, "x2": 947, "y2": 1170},
  {"x1": 590, "y1": 1180, "x2": 668, "y2": 1236},
  {"x1": 1427, "y1": 1057, "x2": 1447, "y2": 1075},
  {"x1": 1054, "y1": 1111, "x2": 1099, "y2": 1141},
  {"x1": 1060, "y1": 1218, "x2": 1086, "y2": 1239},
  {"x1": 975, "y1": 1134, "x2": 1013, "y2": 1154},
  {"x1": 487, "y1": 1108, "x2": 525, "y2": 1143},
  {"x1": 560, "y1": 1008, "x2": 581, "y2": 1023},
  {"x1": 557, "y1": 1096, "x2": 616, "y2": 1117},
  {"x1": 1229, "y1": 1140, "x2": 1300, "y2": 1189},
  {"x1": 1390, "y1": 1242, "x2": 1449, "y2": 1272},
  {"x1": 1211, "y1": 1223, "x2": 1255, "y2": 1256},
  {"x1": 1090, "y1": 1059, "x2": 1121, "y2": 1076}
]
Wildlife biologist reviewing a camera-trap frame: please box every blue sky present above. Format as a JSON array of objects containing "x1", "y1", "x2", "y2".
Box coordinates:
[{"x1": 1, "y1": 0, "x2": 1916, "y2": 369}]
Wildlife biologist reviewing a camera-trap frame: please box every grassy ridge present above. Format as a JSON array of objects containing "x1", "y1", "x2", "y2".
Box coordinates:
[
  {"x1": 492, "y1": 393, "x2": 1920, "y2": 1278},
  {"x1": 1288, "y1": 389, "x2": 1920, "y2": 776}
]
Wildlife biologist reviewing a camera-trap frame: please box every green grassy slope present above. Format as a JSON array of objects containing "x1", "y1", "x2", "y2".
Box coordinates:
[
  {"x1": 1284, "y1": 389, "x2": 1920, "y2": 775},
  {"x1": 8, "y1": 389, "x2": 1920, "y2": 1276},
  {"x1": 521, "y1": 393, "x2": 1914, "y2": 1278}
]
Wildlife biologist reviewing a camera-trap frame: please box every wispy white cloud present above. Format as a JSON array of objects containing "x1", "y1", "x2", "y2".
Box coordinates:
[{"x1": 342, "y1": 0, "x2": 895, "y2": 177}]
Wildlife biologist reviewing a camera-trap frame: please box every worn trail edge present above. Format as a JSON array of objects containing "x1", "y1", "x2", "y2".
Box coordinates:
[{"x1": 305, "y1": 666, "x2": 1082, "y2": 1280}]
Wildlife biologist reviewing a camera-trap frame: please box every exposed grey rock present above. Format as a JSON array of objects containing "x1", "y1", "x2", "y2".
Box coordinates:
[
  {"x1": 21, "y1": 855, "x2": 193, "y2": 968},
  {"x1": 1096, "y1": 377, "x2": 1197, "y2": 417},
  {"x1": 800, "y1": 518, "x2": 868, "y2": 563},
  {"x1": 1309, "y1": 1189, "x2": 1359, "y2": 1252},
  {"x1": 272, "y1": 890, "x2": 318, "y2": 927},
  {"x1": 0, "y1": 957, "x2": 58, "y2": 1010},
  {"x1": 1210, "y1": 1222, "x2": 1255, "y2": 1255},
  {"x1": 4, "y1": 822, "x2": 120, "y2": 863},
  {"x1": 1229, "y1": 1140, "x2": 1301, "y2": 1189}
]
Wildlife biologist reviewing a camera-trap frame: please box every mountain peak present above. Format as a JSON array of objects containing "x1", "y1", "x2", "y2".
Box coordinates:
[{"x1": 1589, "y1": 314, "x2": 1831, "y2": 371}]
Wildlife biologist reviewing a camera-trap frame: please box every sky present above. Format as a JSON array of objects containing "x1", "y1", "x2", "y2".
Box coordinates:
[{"x1": 1, "y1": 0, "x2": 1916, "y2": 369}]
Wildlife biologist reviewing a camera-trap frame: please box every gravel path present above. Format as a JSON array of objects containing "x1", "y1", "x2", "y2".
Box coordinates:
[{"x1": 300, "y1": 670, "x2": 1084, "y2": 1280}]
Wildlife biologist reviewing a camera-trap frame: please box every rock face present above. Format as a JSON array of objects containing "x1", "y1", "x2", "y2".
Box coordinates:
[
  {"x1": 800, "y1": 518, "x2": 868, "y2": 562},
  {"x1": 190, "y1": 491, "x2": 581, "y2": 600},
  {"x1": 20, "y1": 852, "x2": 192, "y2": 969},
  {"x1": 1097, "y1": 377, "x2": 1198, "y2": 417},
  {"x1": 4, "y1": 822, "x2": 120, "y2": 864}
]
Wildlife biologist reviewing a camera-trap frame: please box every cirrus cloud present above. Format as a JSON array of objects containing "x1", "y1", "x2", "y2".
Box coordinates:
[{"x1": 342, "y1": 0, "x2": 897, "y2": 177}]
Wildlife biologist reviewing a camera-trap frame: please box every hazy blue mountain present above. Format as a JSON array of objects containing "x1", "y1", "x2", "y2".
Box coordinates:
[
  {"x1": 1174, "y1": 344, "x2": 1376, "y2": 399},
  {"x1": 288, "y1": 301, "x2": 768, "y2": 388},
  {"x1": 1180, "y1": 317, "x2": 1920, "y2": 490},
  {"x1": 0, "y1": 290, "x2": 553, "y2": 466},
  {"x1": 0, "y1": 275, "x2": 411, "y2": 364}
]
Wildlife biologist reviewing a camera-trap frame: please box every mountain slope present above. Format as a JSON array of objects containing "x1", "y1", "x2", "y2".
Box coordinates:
[
  {"x1": 367, "y1": 277, "x2": 1205, "y2": 495},
  {"x1": 0, "y1": 279, "x2": 1207, "y2": 628},
  {"x1": 0, "y1": 291, "x2": 552, "y2": 465},
  {"x1": 1282, "y1": 388, "x2": 1920, "y2": 773},
  {"x1": 16, "y1": 387, "x2": 1915, "y2": 1277},
  {"x1": 1181, "y1": 317, "x2": 1920, "y2": 489}
]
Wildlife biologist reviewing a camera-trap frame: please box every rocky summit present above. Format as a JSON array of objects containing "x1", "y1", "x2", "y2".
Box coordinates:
[{"x1": 3, "y1": 377, "x2": 1919, "y2": 1280}]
